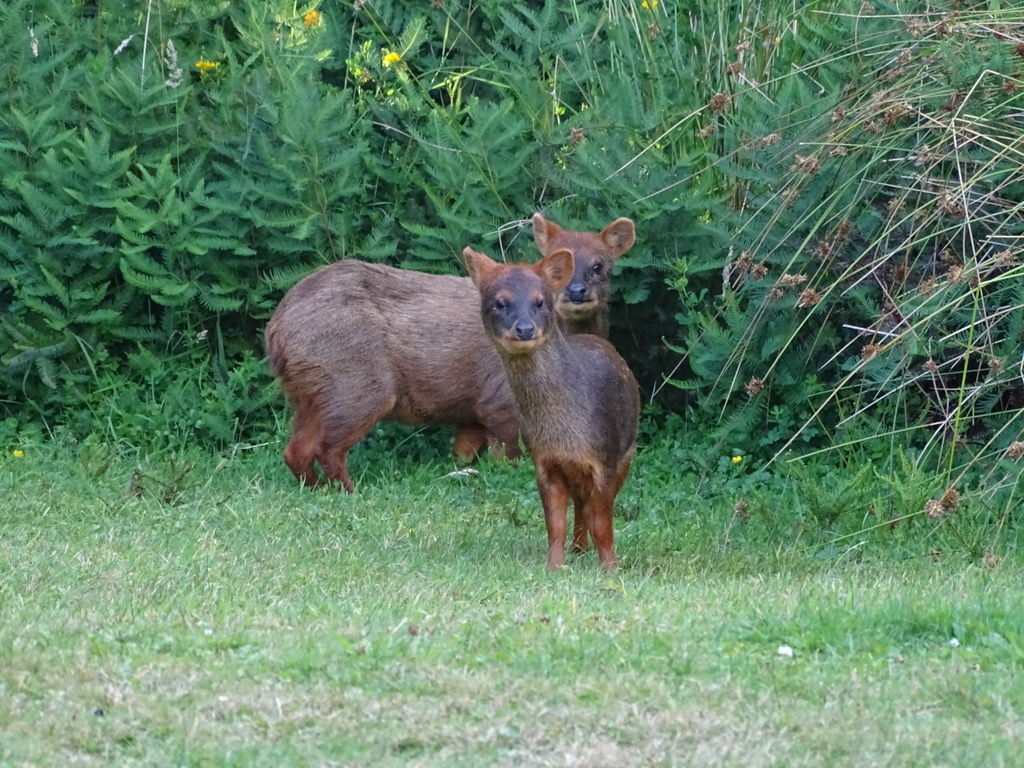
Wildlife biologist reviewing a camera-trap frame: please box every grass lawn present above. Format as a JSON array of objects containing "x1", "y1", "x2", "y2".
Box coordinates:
[{"x1": 1, "y1": 434, "x2": 1022, "y2": 766}]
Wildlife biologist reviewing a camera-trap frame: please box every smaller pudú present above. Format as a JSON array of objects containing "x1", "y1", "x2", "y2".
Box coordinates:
[{"x1": 464, "y1": 246, "x2": 641, "y2": 570}]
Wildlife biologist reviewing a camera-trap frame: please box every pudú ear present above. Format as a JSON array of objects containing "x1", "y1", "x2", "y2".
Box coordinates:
[
  {"x1": 463, "y1": 247, "x2": 499, "y2": 287},
  {"x1": 532, "y1": 213, "x2": 563, "y2": 254},
  {"x1": 600, "y1": 217, "x2": 636, "y2": 259},
  {"x1": 537, "y1": 248, "x2": 574, "y2": 292}
]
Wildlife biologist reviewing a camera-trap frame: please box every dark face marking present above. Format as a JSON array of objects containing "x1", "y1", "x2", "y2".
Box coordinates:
[
  {"x1": 480, "y1": 268, "x2": 557, "y2": 354},
  {"x1": 550, "y1": 232, "x2": 615, "y2": 318}
]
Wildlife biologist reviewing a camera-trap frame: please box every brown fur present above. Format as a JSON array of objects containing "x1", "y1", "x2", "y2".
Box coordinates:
[
  {"x1": 532, "y1": 213, "x2": 635, "y2": 338},
  {"x1": 265, "y1": 261, "x2": 518, "y2": 491},
  {"x1": 464, "y1": 246, "x2": 641, "y2": 571},
  {"x1": 266, "y1": 215, "x2": 635, "y2": 491}
]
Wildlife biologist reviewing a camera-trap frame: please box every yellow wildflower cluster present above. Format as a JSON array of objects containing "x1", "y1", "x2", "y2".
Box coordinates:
[
  {"x1": 195, "y1": 60, "x2": 218, "y2": 72},
  {"x1": 304, "y1": 9, "x2": 322, "y2": 27},
  {"x1": 382, "y1": 51, "x2": 402, "y2": 67}
]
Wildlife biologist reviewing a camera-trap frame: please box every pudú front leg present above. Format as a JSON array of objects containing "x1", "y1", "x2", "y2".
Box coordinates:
[
  {"x1": 582, "y1": 490, "x2": 618, "y2": 571},
  {"x1": 536, "y1": 472, "x2": 571, "y2": 571},
  {"x1": 571, "y1": 496, "x2": 590, "y2": 554}
]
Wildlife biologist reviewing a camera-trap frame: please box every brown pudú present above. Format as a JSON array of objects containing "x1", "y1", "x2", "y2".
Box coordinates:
[
  {"x1": 264, "y1": 215, "x2": 635, "y2": 491},
  {"x1": 464, "y1": 246, "x2": 640, "y2": 571}
]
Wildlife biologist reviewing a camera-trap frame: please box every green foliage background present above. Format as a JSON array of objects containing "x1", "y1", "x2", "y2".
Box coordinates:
[
  {"x1": 0, "y1": 0, "x2": 720, "y2": 447},
  {"x1": 1, "y1": 0, "x2": 1022, "y2": 511}
]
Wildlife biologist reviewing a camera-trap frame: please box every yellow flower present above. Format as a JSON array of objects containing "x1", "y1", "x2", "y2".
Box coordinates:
[
  {"x1": 382, "y1": 51, "x2": 402, "y2": 67},
  {"x1": 304, "y1": 9, "x2": 322, "y2": 27},
  {"x1": 732, "y1": 455, "x2": 743, "y2": 464},
  {"x1": 642, "y1": 0, "x2": 658, "y2": 8},
  {"x1": 195, "y1": 60, "x2": 218, "y2": 72},
  {"x1": 13, "y1": 450, "x2": 24, "y2": 458}
]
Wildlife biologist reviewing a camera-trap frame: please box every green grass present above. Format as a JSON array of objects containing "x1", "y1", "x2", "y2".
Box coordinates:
[{"x1": 1, "y1": 433, "x2": 1022, "y2": 767}]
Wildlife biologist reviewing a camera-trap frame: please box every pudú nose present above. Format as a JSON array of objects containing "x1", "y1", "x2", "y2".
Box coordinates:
[
  {"x1": 566, "y1": 282, "x2": 588, "y2": 303},
  {"x1": 514, "y1": 321, "x2": 536, "y2": 341}
]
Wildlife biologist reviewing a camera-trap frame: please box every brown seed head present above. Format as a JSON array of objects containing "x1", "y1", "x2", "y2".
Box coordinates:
[
  {"x1": 906, "y1": 18, "x2": 926, "y2": 37},
  {"x1": 883, "y1": 103, "x2": 913, "y2": 125},
  {"x1": 1015, "y1": 42, "x2": 1024, "y2": 59},
  {"x1": 733, "y1": 499, "x2": 750, "y2": 519},
  {"x1": 698, "y1": 123, "x2": 715, "y2": 139},
  {"x1": 924, "y1": 499, "x2": 943, "y2": 518},
  {"x1": 836, "y1": 221, "x2": 853, "y2": 242},
  {"x1": 792, "y1": 154, "x2": 823, "y2": 174},
  {"x1": 922, "y1": 358, "x2": 939, "y2": 374},
  {"x1": 726, "y1": 60, "x2": 743, "y2": 76},
  {"x1": 767, "y1": 288, "x2": 784, "y2": 301},
  {"x1": 947, "y1": 265, "x2": 966, "y2": 285},
  {"x1": 797, "y1": 288, "x2": 821, "y2": 308},
  {"x1": 779, "y1": 273, "x2": 808, "y2": 288},
  {"x1": 1006, "y1": 441, "x2": 1024, "y2": 460},
  {"x1": 815, "y1": 240, "x2": 833, "y2": 260},
  {"x1": 745, "y1": 377, "x2": 765, "y2": 397},
  {"x1": 938, "y1": 487, "x2": 960, "y2": 512},
  {"x1": 937, "y1": 193, "x2": 965, "y2": 218},
  {"x1": 751, "y1": 263, "x2": 768, "y2": 281},
  {"x1": 919, "y1": 276, "x2": 938, "y2": 296},
  {"x1": 861, "y1": 343, "x2": 881, "y2": 362},
  {"x1": 647, "y1": 23, "x2": 661, "y2": 39},
  {"x1": 993, "y1": 249, "x2": 1018, "y2": 267},
  {"x1": 708, "y1": 92, "x2": 732, "y2": 113},
  {"x1": 569, "y1": 126, "x2": 585, "y2": 143}
]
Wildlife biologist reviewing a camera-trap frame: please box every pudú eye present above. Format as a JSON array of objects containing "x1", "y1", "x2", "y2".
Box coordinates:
[
  {"x1": 592, "y1": 262, "x2": 604, "y2": 275},
  {"x1": 494, "y1": 298, "x2": 507, "y2": 311},
  {"x1": 534, "y1": 298, "x2": 544, "y2": 309}
]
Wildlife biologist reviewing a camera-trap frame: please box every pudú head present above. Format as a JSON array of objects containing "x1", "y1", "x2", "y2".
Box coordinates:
[
  {"x1": 532, "y1": 213, "x2": 635, "y2": 321},
  {"x1": 464, "y1": 247, "x2": 574, "y2": 355}
]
